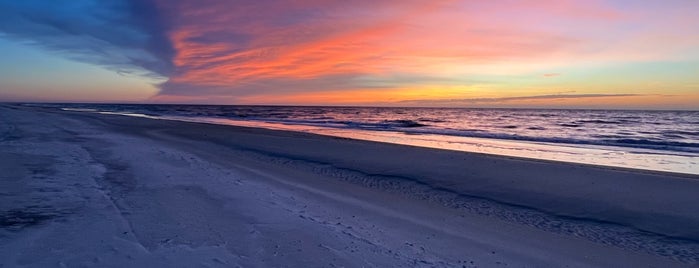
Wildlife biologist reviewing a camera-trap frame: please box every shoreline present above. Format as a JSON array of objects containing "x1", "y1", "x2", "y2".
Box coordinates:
[
  {"x1": 52, "y1": 103, "x2": 699, "y2": 176},
  {"x1": 92, "y1": 108, "x2": 699, "y2": 178},
  {"x1": 180, "y1": 120, "x2": 699, "y2": 177},
  {"x1": 2, "y1": 104, "x2": 698, "y2": 266}
]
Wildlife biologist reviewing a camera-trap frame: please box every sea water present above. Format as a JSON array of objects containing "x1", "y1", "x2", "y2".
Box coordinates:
[{"x1": 52, "y1": 104, "x2": 699, "y2": 175}]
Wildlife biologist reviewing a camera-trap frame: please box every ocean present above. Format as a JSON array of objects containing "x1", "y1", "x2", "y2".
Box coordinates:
[{"x1": 48, "y1": 104, "x2": 699, "y2": 175}]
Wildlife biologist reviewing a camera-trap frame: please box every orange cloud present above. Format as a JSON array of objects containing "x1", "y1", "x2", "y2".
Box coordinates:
[
  {"x1": 150, "y1": 0, "x2": 699, "y2": 110},
  {"x1": 158, "y1": 0, "x2": 611, "y2": 97},
  {"x1": 166, "y1": 1, "x2": 456, "y2": 85}
]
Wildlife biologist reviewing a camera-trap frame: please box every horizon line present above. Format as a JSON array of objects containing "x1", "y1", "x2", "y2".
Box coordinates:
[{"x1": 4, "y1": 101, "x2": 698, "y2": 112}]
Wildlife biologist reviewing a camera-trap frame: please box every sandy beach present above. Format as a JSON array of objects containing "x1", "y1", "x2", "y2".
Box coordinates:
[{"x1": 1, "y1": 104, "x2": 697, "y2": 267}]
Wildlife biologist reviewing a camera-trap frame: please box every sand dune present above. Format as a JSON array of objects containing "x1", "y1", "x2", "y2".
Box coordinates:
[{"x1": 1, "y1": 104, "x2": 697, "y2": 267}]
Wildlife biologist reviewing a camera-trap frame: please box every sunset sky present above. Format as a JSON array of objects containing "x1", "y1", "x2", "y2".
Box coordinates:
[{"x1": 1, "y1": 0, "x2": 698, "y2": 109}]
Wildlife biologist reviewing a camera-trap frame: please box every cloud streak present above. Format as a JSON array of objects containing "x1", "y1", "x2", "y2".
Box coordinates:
[
  {"x1": 154, "y1": 0, "x2": 698, "y2": 104},
  {"x1": 151, "y1": 0, "x2": 624, "y2": 101},
  {"x1": 0, "y1": 0, "x2": 174, "y2": 78},
  {"x1": 155, "y1": 0, "x2": 464, "y2": 96},
  {"x1": 399, "y1": 93, "x2": 644, "y2": 105}
]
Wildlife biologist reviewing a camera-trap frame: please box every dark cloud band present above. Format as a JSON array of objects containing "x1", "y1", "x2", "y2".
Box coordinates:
[
  {"x1": 0, "y1": 0, "x2": 173, "y2": 78},
  {"x1": 399, "y1": 94, "x2": 645, "y2": 105}
]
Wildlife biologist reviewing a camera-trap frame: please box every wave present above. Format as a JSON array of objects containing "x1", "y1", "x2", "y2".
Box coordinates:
[
  {"x1": 211, "y1": 117, "x2": 699, "y2": 154},
  {"x1": 559, "y1": 123, "x2": 582, "y2": 128},
  {"x1": 255, "y1": 119, "x2": 699, "y2": 153},
  {"x1": 604, "y1": 138, "x2": 699, "y2": 149},
  {"x1": 575, "y1": 119, "x2": 627, "y2": 125},
  {"x1": 55, "y1": 104, "x2": 699, "y2": 154},
  {"x1": 417, "y1": 118, "x2": 449, "y2": 123},
  {"x1": 663, "y1": 130, "x2": 699, "y2": 137},
  {"x1": 387, "y1": 120, "x2": 428, "y2": 128}
]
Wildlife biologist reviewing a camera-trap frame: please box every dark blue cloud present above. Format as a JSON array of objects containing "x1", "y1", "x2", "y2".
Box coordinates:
[
  {"x1": 398, "y1": 94, "x2": 646, "y2": 105},
  {"x1": 0, "y1": 0, "x2": 173, "y2": 78}
]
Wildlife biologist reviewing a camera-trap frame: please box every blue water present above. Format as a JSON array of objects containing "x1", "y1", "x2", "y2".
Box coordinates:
[
  {"x1": 45, "y1": 103, "x2": 699, "y2": 174},
  {"x1": 54, "y1": 104, "x2": 699, "y2": 152}
]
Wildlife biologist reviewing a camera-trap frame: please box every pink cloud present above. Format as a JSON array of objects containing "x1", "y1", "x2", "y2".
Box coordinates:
[{"x1": 149, "y1": 0, "x2": 698, "y2": 103}]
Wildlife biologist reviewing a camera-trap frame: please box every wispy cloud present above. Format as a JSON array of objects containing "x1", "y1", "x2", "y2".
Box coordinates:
[
  {"x1": 0, "y1": 0, "x2": 173, "y2": 78},
  {"x1": 152, "y1": 0, "x2": 620, "y2": 100},
  {"x1": 399, "y1": 93, "x2": 644, "y2": 105}
]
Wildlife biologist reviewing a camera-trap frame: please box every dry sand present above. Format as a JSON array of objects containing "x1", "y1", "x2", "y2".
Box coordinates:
[{"x1": 1, "y1": 104, "x2": 698, "y2": 267}]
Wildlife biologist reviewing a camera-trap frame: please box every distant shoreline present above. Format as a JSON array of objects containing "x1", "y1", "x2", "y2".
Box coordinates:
[{"x1": 6, "y1": 101, "x2": 699, "y2": 112}]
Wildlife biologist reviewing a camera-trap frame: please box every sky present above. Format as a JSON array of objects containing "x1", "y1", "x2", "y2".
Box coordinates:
[{"x1": 0, "y1": 0, "x2": 698, "y2": 109}]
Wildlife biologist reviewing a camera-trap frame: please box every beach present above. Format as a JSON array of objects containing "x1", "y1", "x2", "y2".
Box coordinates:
[{"x1": 1, "y1": 104, "x2": 698, "y2": 267}]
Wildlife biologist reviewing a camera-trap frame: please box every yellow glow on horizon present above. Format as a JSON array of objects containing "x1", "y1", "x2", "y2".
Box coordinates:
[
  {"x1": 236, "y1": 85, "x2": 490, "y2": 105},
  {"x1": 233, "y1": 87, "x2": 699, "y2": 110}
]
